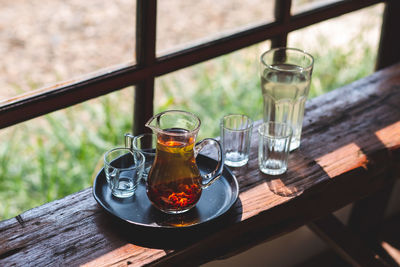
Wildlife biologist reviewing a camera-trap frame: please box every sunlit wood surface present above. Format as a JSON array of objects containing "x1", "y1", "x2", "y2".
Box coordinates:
[{"x1": 1, "y1": 63, "x2": 400, "y2": 266}]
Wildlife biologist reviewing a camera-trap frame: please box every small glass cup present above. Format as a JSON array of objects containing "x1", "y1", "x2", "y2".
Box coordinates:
[
  {"x1": 125, "y1": 133, "x2": 156, "y2": 181},
  {"x1": 220, "y1": 114, "x2": 253, "y2": 167},
  {"x1": 258, "y1": 122, "x2": 292, "y2": 175},
  {"x1": 104, "y1": 147, "x2": 144, "y2": 198}
]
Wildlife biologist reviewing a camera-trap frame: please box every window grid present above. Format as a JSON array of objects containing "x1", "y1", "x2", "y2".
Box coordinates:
[{"x1": 0, "y1": 0, "x2": 395, "y2": 131}]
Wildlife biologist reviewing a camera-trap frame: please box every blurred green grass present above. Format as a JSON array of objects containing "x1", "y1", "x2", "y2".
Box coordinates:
[{"x1": 0, "y1": 27, "x2": 377, "y2": 221}]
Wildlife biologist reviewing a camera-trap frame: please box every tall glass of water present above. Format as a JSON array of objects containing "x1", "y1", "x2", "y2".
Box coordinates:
[{"x1": 260, "y1": 47, "x2": 314, "y2": 151}]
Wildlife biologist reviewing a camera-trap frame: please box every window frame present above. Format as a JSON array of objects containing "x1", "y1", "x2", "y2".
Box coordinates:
[{"x1": 0, "y1": 0, "x2": 396, "y2": 133}]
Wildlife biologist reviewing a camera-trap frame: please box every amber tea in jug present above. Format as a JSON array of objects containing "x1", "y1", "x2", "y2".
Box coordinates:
[
  {"x1": 145, "y1": 110, "x2": 224, "y2": 214},
  {"x1": 147, "y1": 128, "x2": 202, "y2": 212}
]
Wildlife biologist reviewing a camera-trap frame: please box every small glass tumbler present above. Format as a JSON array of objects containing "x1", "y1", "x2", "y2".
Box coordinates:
[
  {"x1": 104, "y1": 147, "x2": 145, "y2": 198},
  {"x1": 258, "y1": 122, "x2": 292, "y2": 175},
  {"x1": 220, "y1": 114, "x2": 253, "y2": 167},
  {"x1": 125, "y1": 133, "x2": 156, "y2": 181}
]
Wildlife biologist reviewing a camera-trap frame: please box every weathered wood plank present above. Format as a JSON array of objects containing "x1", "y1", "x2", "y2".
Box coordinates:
[{"x1": 1, "y1": 64, "x2": 400, "y2": 266}]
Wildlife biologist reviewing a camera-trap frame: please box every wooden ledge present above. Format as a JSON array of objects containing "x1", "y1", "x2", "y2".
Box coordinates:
[{"x1": 1, "y1": 63, "x2": 400, "y2": 266}]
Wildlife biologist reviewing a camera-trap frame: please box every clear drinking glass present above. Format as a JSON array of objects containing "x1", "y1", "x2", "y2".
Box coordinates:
[
  {"x1": 258, "y1": 122, "x2": 292, "y2": 175},
  {"x1": 220, "y1": 114, "x2": 253, "y2": 167},
  {"x1": 104, "y1": 147, "x2": 145, "y2": 198},
  {"x1": 260, "y1": 47, "x2": 313, "y2": 151},
  {"x1": 125, "y1": 133, "x2": 156, "y2": 181}
]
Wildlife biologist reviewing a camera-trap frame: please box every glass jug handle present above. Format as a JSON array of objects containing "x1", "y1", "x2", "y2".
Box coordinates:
[
  {"x1": 194, "y1": 138, "x2": 225, "y2": 189},
  {"x1": 124, "y1": 133, "x2": 134, "y2": 150}
]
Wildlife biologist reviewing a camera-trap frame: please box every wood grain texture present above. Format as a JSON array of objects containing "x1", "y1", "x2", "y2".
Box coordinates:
[{"x1": 1, "y1": 63, "x2": 400, "y2": 266}]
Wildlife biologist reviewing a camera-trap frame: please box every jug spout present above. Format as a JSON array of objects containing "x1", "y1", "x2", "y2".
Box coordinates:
[{"x1": 145, "y1": 113, "x2": 161, "y2": 134}]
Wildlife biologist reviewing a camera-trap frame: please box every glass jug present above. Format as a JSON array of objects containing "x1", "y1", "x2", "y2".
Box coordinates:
[{"x1": 145, "y1": 110, "x2": 224, "y2": 214}]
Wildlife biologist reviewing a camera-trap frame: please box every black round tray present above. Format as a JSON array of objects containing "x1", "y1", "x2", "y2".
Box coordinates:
[{"x1": 93, "y1": 154, "x2": 239, "y2": 228}]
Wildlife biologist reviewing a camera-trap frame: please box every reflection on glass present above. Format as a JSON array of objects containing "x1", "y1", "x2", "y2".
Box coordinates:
[
  {"x1": 157, "y1": 0, "x2": 274, "y2": 55},
  {"x1": 0, "y1": 1, "x2": 135, "y2": 102}
]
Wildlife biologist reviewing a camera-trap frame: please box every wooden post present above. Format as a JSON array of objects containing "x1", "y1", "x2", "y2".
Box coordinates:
[
  {"x1": 134, "y1": 0, "x2": 157, "y2": 135},
  {"x1": 376, "y1": 0, "x2": 400, "y2": 70},
  {"x1": 271, "y1": 0, "x2": 292, "y2": 48}
]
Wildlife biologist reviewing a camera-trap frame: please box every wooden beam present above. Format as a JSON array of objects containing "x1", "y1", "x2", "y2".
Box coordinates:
[
  {"x1": 348, "y1": 182, "x2": 395, "y2": 237},
  {"x1": 308, "y1": 214, "x2": 389, "y2": 267},
  {"x1": 271, "y1": 0, "x2": 292, "y2": 48},
  {"x1": 134, "y1": 0, "x2": 157, "y2": 135}
]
